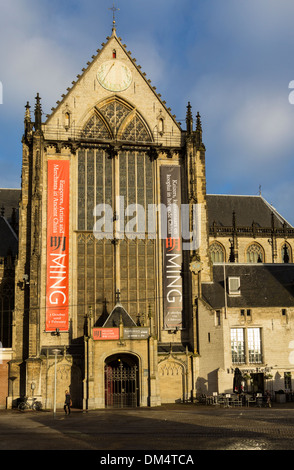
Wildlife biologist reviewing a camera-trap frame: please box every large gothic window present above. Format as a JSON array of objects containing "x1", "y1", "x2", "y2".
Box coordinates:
[
  {"x1": 100, "y1": 100, "x2": 132, "y2": 136},
  {"x1": 81, "y1": 113, "x2": 111, "y2": 139},
  {"x1": 209, "y1": 242, "x2": 225, "y2": 263},
  {"x1": 81, "y1": 97, "x2": 152, "y2": 143},
  {"x1": 246, "y1": 243, "x2": 264, "y2": 263},
  {"x1": 78, "y1": 148, "x2": 113, "y2": 231},
  {"x1": 120, "y1": 115, "x2": 150, "y2": 143},
  {"x1": 76, "y1": 148, "x2": 155, "y2": 331}
]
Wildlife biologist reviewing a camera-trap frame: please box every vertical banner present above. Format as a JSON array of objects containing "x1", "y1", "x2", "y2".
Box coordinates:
[
  {"x1": 46, "y1": 160, "x2": 70, "y2": 332},
  {"x1": 160, "y1": 166, "x2": 183, "y2": 330}
]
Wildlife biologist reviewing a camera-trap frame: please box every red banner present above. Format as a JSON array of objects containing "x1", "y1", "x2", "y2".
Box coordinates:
[
  {"x1": 93, "y1": 328, "x2": 120, "y2": 340},
  {"x1": 46, "y1": 160, "x2": 70, "y2": 332}
]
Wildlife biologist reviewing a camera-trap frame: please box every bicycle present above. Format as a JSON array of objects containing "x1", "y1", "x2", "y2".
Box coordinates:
[{"x1": 18, "y1": 397, "x2": 42, "y2": 411}]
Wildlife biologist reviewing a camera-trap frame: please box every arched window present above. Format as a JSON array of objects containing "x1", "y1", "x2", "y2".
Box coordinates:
[
  {"x1": 246, "y1": 243, "x2": 264, "y2": 263},
  {"x1": 158, "y1": 118, "x2": 164, "y2": 134},
  {"x1": 64, "y1": 112, "x2": 70, "y2": 129},
  {"x1": 282, "y1": 243, "x2": 291, "y2": 263},
  {"x1": 209, "y1": 242, "x2": 225, "y2": 264}
]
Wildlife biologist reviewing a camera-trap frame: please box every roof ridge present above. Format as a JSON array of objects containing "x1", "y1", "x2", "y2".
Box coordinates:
[{"x1": 260, "y1": 195, "x2": 293, "y2": 228}]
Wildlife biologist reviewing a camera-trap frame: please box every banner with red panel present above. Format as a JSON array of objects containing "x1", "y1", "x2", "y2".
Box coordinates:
[
  {"x1": 93, "y1": 328, "x2": 120, "y2": 340},
  {"x1": 46, "y1": 160, "x2": 70, "y2": 332}
]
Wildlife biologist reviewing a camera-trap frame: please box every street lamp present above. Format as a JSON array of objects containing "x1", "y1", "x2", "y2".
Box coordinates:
[{"x1": 52, "y1": 349, "x2": 61, "y2": 418}]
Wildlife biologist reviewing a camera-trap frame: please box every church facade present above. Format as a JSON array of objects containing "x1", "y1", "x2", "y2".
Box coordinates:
[{"x1": 2, "y1": 25, "x2": 294, "y2": 409}]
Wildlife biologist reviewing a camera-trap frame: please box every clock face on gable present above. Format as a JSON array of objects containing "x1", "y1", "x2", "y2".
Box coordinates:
[{"x1": 97, "y1": 60, "x2": 132, "y2": 92}]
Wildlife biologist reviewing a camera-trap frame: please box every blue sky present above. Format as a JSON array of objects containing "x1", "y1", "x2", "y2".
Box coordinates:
[{"x1": 1, "y1": 0, "x2": 294, "y2": 224}]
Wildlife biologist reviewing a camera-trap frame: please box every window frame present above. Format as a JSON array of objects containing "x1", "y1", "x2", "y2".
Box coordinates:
[{"x1": 230, "y1": 327, "x2": 262, "y2": 365}]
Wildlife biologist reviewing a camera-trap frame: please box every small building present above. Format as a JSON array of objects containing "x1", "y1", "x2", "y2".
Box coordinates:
[{"x1": 200, "y1": 263, "x2": 294, "y2": 397}]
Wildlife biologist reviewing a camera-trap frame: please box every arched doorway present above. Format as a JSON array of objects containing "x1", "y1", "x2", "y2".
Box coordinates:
[{"x1": 104, "y1": 354, "x2": 139, "y2": 408}]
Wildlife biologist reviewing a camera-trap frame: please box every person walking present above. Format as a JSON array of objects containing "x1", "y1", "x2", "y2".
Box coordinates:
[
  {"x1": 265, "y1": 390, "x2": 272, "y2": 408},
  {"x1": 64, "y1": 390, "x2": 72, "y2": 415}
]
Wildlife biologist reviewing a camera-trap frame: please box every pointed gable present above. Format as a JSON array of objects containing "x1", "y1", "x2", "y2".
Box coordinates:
[
  {"x1": 103, "y1": 303, "x2": 137, "y2": 328},
  {"x1": 44, "y1": 28, "x2": 182, "y2": 147}
]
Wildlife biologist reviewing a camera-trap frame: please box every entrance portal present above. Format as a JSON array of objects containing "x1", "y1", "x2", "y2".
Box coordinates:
[{"x1": 105, "y1": 354, "x2": 139, "y2": 408}]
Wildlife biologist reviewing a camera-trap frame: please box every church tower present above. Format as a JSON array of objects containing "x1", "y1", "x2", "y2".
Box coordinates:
[{"x1": 8, "y1": 19, "x2": 210, "y2": 408}]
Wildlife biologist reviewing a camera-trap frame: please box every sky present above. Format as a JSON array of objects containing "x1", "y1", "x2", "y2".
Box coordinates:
[{"x1": 0, "y1": 0, "x2": 294, "y2": 224}]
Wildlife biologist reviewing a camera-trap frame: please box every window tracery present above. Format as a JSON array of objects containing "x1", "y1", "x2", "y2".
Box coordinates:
[
  {"x1": 81, "y1": 98, "x2": 152, "y2": 143},
  {"x1": 209, "y1": 242, "x2": 225, "y2": 263},
  {"x1": 81, "y1": 114, "x2": 111, "y2": 139},
  {"x1": 246, "y1": 243, "x2": 264, "y2": 263},
  {"x1": 100, "y1": 100, "x2": 131, "y2": 135}
]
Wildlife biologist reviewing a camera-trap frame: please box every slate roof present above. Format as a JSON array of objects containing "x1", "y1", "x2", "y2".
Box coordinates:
[
  {"x1": 0, "y1": 188, "x2": 21, "y2": 223},
  {"x1": 202, "y1": 264, "x2": 294, "y2": 309},
  {"x1": 206, "y1": 195, "x2": 292, "y2": 229}
]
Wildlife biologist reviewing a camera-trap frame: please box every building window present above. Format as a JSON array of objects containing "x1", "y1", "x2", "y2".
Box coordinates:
[
  {"x1": 246, "y1": 243, "x2": 264, "y2": 263},
  {"x1": 209, "y1": 242, "x2": 225, "y2": 264},
  {"x1": 64, "y1": 112, "x2": 70, "y2": 129},
  {"x1": 158, "y1": 118, "x2": 164, "y2": 134},
  {"x1": 282, "y1": 243, "x2": 291, "y2": 263},
  {"x1": 228, "y1": 277, "x2": 240, "y2": 296},
  {"x1": 284, "y1": 372, "x2": 292, "y2": 391},
  {"x1": 231, "y1": 328, "x2": 245, "y2": 364},
  {"x1": 247, "y1": 328, "x2": 262, "y2": 363},
  {"x1": 231, "y1": 327, "x2": 262, "y2": 364}
]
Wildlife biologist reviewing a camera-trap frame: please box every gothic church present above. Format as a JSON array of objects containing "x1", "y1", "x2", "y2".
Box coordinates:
[{"x1": 1, "y1": 22, "x2": 294, "y2": 409}]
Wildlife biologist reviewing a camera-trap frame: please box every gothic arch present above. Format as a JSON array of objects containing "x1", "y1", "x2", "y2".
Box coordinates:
[
  {"x1": 81, "y1": 110, "x2": 112, "y2": 140},
  {"x1": 80, "y1": 97, "x2": 153, "y2": 143},
  {"x1": 209, "y1": 241, "x2": 226, "y2": 263},
  {"x1": 246, "y1": 242, "x2": 265, "y2": 263},
  {"x1": 158, "y1": 356, "x2": 186, "y2": 403},
  {"x1": 281, "y1": 241, "x2": 292, "y2": 263}
]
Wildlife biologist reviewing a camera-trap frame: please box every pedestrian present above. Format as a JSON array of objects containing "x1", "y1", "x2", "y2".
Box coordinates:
[
  {"x1": 265, "y1": 390, "x2": 272, "y2": 408},
  {"x1": 64, "y1": 390, "x2": 72, "y2": 415}
]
